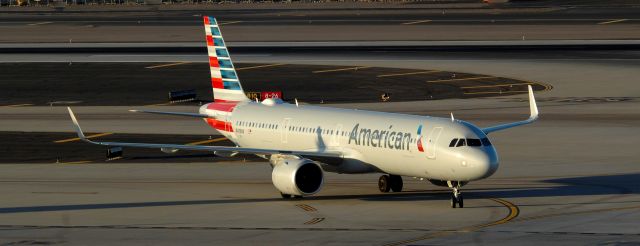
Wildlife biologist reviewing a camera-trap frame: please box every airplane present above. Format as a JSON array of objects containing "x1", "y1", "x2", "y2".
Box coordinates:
[{"x1": 66, "y1": 16, "x2": 539, "y2": 208}]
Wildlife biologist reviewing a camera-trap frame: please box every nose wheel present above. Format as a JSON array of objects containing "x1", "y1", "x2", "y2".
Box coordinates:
[
  {"x1": 450, "y1": 188, "x2": 463, "y2": 208},
  {"x1": 448, "y1": 181, "x2": 464, "y2": 208},
  {"x1": 378, "y1": 175, "x2": 403, "y2": 193}
]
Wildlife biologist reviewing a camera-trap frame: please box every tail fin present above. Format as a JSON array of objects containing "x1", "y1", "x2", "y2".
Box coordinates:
[{"x1": 203, "y1": 16, "x2": 250, "y2": 102}]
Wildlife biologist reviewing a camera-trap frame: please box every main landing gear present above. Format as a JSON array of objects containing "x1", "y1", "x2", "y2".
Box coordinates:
[
  {"x1": 448, "y1": 181, "x2": 464, "y2": 208},
  {"x1": 280, "y1": 193, "x2": 302, "y2": 199},
  {"x1": 378, "y1": 175, "x2": 403, "y2": 193}
]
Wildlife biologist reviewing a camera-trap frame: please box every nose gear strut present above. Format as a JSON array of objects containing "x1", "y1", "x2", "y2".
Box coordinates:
[{"x1": 448, "y1": 181, "x2": 464, "y2": 208}]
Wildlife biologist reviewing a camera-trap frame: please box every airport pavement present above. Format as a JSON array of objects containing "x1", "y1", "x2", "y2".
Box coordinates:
[
  {"x1": 1, "y1": 5, "x2": 640, "y2": 43},
  {"x1": 0, "y1": 62, "x2": 542, "y2": 106},
  {"x1": 1, "y1": 35, "x2": 639, "y2": 245}
]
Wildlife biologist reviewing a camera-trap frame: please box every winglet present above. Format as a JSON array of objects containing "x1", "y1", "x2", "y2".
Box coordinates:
[
  {"x1": 480, "y1": 85, "x2": 539, "y2": 134},
  {"x1": 527, "y1": 85, "x2": 539, "y2": 121},
  {"x1": 67, "y1": 107, "x2": 86, "y2": 140}
]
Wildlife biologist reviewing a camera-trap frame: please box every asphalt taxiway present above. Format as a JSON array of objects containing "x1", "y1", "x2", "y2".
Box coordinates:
[
  {"x1": 1, "y1": 4, "x2": 640, "y2": 243},
  {"x1": 1, "y1": 45, "x2": 639, "y2": 245}
]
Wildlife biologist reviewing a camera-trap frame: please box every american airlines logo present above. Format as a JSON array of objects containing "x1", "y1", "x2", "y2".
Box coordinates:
[{"x1": 348, "y1": 124, "x2": 415, "y2": 151}]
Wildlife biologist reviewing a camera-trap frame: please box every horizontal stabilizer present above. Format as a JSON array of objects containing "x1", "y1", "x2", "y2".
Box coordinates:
[{"x1": 129, "y1": 109, "x2": 212, "y2": 118}]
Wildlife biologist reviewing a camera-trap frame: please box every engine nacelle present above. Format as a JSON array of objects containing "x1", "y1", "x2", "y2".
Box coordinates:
[{"x1": 271, "y1": 156, "x2": 324, "y2": 196}]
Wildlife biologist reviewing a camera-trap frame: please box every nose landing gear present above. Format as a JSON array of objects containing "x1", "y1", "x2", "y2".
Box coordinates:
[
  {"x1": 378, "y1": 175, "x2": 403, "y2": 193},
  {"x1": 448, "y1": 181, "x2": 464, "y2": 208}
]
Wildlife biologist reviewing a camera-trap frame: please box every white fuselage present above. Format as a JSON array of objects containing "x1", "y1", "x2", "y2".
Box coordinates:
[{"x1": 201, "y1": 99, "x2": 499, "y2": 182}]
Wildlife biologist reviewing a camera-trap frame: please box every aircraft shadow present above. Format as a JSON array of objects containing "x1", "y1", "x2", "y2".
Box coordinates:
[
  {"x1": 472, "y1": 173, "x2": 640, "y2": 199},
  {"x1": 1, "y1": 173, "x2": 637, "y2": 214}
]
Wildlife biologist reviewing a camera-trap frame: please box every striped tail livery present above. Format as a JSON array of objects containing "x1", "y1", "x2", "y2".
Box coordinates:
[{"x1": 204, "y1": 16, "x2": 250, "y2": 103}]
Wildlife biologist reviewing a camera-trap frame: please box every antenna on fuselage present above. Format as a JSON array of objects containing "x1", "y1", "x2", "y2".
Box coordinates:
[
  {"x1": 295, "y1": 98, "x2": 299, "y2": 107},
  {"x1": 450, "y1": 112, "x2": 455, "y2": 122}
]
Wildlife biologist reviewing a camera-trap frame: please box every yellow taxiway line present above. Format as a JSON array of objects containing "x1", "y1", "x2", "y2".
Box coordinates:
[
  {"x1": 384, "y1": 197, "x2": 519, "y2": 246},
  {"x1": 427, "y1": 76, "x2": 495, "y2": 83},
  {"x1": 236, "y1": 63, "x2": 286, "y2": 71},
  {"x1": 463, "y1": 90, "x2": 528, "y2": 95},
  {"x1": 145, "y1": 62, "x2": 191, "y2": 69},
  {"x1": 27, "y1": 22, "x2": 53, "y2": 26},
  {"x1": 377, "y1": 70, "x2": 440, "y2": 78},
  {"x1": 54, "y1": 132, "x2": 113, "y2": 143},
  {"x1": 470, "y1": 198, "x2": 520, "y2": 229},
  {"x1": 185, "y1": 137, "x2": 227, "y2": 146},
  {"x1": 598, "y1": 19, "x2": 628, "y2": 25},
  {"x1": 59, "y1": 160, "x2": 93, "y2": 165},
  {"x1": 461, "y1": 82, "x2": 533, "y2": 89},
  {"x1": 312, "y1": 66, "x2": 369, "y2": 74},
  {"x1": 219, "y1": 21, "x2": 243, "y2": 25},
  {"x1": 402, "y1": 20, "x2": 432, "y2": 25}
]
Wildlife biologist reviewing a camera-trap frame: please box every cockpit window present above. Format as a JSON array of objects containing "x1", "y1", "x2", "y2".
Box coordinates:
[
  {"x1": 456, "y1": 138, "x2": 466, "y2": 147},
  {"x1": 449, "y1": 138, "x2": 458, "y2": 147},
  {"x1": 481, "y1": 138, "x2": 492, "y2": 146},
  {"x1": 467, "y1": 138, "x2": 482, "y2": 147}
]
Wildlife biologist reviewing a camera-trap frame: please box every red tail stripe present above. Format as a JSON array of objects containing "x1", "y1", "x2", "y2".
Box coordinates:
[
  {"x1": 204, "y1": 16, "x2": 210, "y2": 25},
  {"x1": 207, "y1": 102, "x2": 237, "y2": 112},
  {"x1": 214, "y1": 99, "x2": 235, "y2": 103},
  {"x1": 417, "y1": 138, "x2": 424, "y2": 152},
  {"x1": 205, "y1": 118, "x2": 234, "y2": 132},
  {"x1": 211, "y1": 78, "x2": 223, "y2": 89},
  {"x1": 206, "y1": 35, "x2": 214, "y2": 47},
  {"x1": 209, "y1": 56, "x2": 219, "y2": 67}
]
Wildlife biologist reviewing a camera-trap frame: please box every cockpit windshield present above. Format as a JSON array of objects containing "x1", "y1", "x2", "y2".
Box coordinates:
[{"x1": 449, "y1": 138, "x2": 491, "y2": 147}]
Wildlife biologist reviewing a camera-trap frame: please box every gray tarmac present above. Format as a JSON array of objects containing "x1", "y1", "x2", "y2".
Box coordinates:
[
  {"x1": 2, "y1": 4, "x2": 640, "y2": 43},
  {"x1": 1, "y1": 46, "x2": 639, "y2": 245},
  {"x1": 2, "y1": 5, "x2": 640, "y2": 244},
  {"x1": 0, "y1": 62, "x2": 539, "y2": 106}
]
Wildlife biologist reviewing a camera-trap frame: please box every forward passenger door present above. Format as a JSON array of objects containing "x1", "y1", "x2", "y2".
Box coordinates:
[{"x1": 426, "y1": 127, "x2": 443, "y2": 159}]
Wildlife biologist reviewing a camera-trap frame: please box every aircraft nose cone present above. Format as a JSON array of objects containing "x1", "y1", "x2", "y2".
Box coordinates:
[
  {"x1": 485, "y1": 154, "x2": 499, "y2": 178},
  {"x1": 469, "y1": 150, "x2": 499, "y2": 180},
  {"x1": 479, "y1": 150, "x2": 499, "y2": 179}
]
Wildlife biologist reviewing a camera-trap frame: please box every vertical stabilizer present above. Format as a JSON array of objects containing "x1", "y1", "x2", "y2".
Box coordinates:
[{"x1": 203, "y1": 16, "x2": 250, "y2": 102}]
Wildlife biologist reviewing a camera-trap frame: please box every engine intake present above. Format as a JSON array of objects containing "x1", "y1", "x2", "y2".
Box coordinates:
[{"x1": 271, "y1": 157, "x2": 324, "y2": 196}]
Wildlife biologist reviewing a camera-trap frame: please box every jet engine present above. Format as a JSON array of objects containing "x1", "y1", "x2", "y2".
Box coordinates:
[{"x1": 271, "y1": 156, "x2": 324, "y2": 196}]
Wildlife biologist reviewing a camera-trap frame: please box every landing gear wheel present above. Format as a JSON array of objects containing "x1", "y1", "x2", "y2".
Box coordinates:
[
  {"x1": 378, "y1": 175, "x2": 391, "y2": 193},
  {"x1": 451, "y1": 193, "x2": 457, "y2": 208},
  {"x1": 448, "y1": 181, "x2": 464, "y2": 208},
  {"x1": 281, "y1": 193, "x2": 292, "y2": 199},
  {"x1": 389, "y1": 175, "x2": 403, "y2": 192}
]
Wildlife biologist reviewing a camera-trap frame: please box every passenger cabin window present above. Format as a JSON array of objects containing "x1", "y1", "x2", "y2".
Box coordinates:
[{"x1": 449, "y1": 139, "x2": 458, "y2": 147}]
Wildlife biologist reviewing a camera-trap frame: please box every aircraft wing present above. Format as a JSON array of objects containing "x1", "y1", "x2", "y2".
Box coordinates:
[
  {"x1": 481, "y1": 85, "x2": 539, "y2": 134},
  {"x1": 67, "y1": 107, "x2": 343, "y2": 158}
]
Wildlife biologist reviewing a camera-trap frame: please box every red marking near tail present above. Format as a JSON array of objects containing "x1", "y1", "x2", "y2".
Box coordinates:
[
  {"x1": 207, "y1": 102, "x2": 237, "y2": 112},
  {"x1": 204, "y1": 16, "x2": 210, "y2": 25},
  {"x1": 209, "y1": 56, "x2": 219, "y2": 67},
  {"x1": 206, "y1": 36, "x2": 214, "y2": 47},
  {"x1": 211, "y1": 78, "x2": 224, "y2": 89},
  {"x1": 214, "y1": 99, "x2": 237, "y2": 103},
  {"x1": 205, "y1": 118, "x2": 234, "y2": 132}
]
